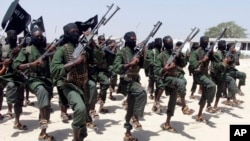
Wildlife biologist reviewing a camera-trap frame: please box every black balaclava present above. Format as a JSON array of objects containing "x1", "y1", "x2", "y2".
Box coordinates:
[
  {"x1": 217, "y1": 40, "x2": 226, "y2": 51},
  {"x1": 6, "y1": 30, "x2": 17, "y2": 48},
  {"x1": 147, "y1": 41, "x2": 154, "y2": 50},
  {"x1": 124, "y1": 31, "x2": 136, "y2": 49},
  {"x1": 154, "y1": 38, "x2": 162, "y2": 51},
  {"x1": 31, "y1": 27, "x2": 44, "y2": 48},
  {"x1": 200, "y1": 36, "x2": 209, "y2": 49},
  {"x1": 63, "y1": 23, "x2": 80, "y2": 45},
  {"x1": 191, "y1": 42, "x2": 199, "y2": 50},
  {"x1": 163, "y1": 35, "x2": 173, "y2": 50}
]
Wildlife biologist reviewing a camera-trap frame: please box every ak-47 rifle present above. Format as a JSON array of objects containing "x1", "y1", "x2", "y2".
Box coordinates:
[
  {"x1": 0, "y1": 33, "x2": 31, "y2": 75},
  {"x1": 196, "y1": 27, "x2": 227, "y2": 71},
  {"x1": 206, "y1": 27, "x2": 228, "y2": 57},
  {"x1": 133, "y1": 21, "x2": 162, "y2": 59},
  {"x1": 72, "y1": 4, "x2": 120, "y2": 59},
  {"x1": 168, "y1": 27, "x2": 199, "y2": 64},
  {"x1": 20, "y1": 36, "x2": 64, "y2": 79},
  {"x1": 162, "y1": 27, "x2": 200, "y2": 77}
]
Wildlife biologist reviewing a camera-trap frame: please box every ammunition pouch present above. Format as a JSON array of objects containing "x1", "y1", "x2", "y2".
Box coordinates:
[{"x1": 66, "y1": 72, "x2": 88, "y2": 88}]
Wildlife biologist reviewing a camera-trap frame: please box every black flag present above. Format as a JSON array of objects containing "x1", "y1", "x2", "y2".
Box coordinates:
[
  {"x1": 1, "y1": 0, "x2": 31, "y2": 35},
  {"x1": 30, "y1": 16, "x2": 45, "y2": 32},
  {"x1": 75, "y1": 15, "x2": 98, "y2": 33}
]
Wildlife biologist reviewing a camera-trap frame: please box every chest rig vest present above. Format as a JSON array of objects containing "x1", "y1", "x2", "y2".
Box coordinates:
[
  {"x1": 64, "y1": 44, "x2": 88, "y2": 87},
  {"x1": 121, "y1": 48, "x2": 140, "y2": 81}
]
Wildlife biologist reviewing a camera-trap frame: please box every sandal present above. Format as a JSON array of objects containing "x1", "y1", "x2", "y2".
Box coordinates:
[
  {"x1": 86, "y1": 122, "x2": 97, "y2": 130},
  {"x1": 130, "y1": 117, "x2": 142, "y2": 130},
  {"x1": 13, "y1": 123, "x2": 28, "y2": 130},
  {"x1": 39, "y1": 119, "x2": 48, "y2": 129},
  {"x1": 4, "y1": 112, "x2": 14, "y2": 119},
  {"x1": 152, "y1": 102, "x2": 161, "y2": 114},
  {"x1": 99, "y1": 101, "x2": 109, "y2": 113},
  {"x1": 38, "y1": 133, "x2": 54, "y2": 141},
  {"x1": 124, "y1": 133, "x2": 138, "y2": 141},
  {"x1": 25, "y1": 99, "x2": 35, "y2": 106},
  {"x1": 238, "y1": 91, "x2": 245, "y2": 96},
  {"x1": 89, "y1": 110, "x2": 99, "y2": 120},
  {"x1": 182, "y1": 106, "x2": 194, "y2": 115},
  {"x1": 61, "y1": 113, "x2": 70, "y2": 123},
  {"x1": 196, "y1": 115, "x2": 204, "y2": 122},
  {"x1": 161, "y1": 124, "x2": 177, "y2": 133},
  {"x1": 206, "y1": 106, "x2": 217, "y2": 113},
  {"x1": 232, "y1": 100, "x2": 243, "y2": 106}
]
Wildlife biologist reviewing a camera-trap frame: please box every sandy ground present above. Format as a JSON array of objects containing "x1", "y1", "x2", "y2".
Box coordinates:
[{"x1": 0, "y1": 59, "x2": 250, "y2": 141}]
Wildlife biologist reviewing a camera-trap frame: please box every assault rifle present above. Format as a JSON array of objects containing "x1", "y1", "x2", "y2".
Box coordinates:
[
  {"x1": 205, "y1": 27, "x2": 227, "y2": 57},
  {"x1": 133, "y1": 21, "x2": 162, "y2": 59},
  {"x1": 167, "y1": 27, "x2": 200, "y2": 65},
  {"x1": 0, "y1": 33, "x2": 31, "y2": 75},
  {"x1": 72, "y1": 4, "x2": 120, "y2": 59},
  {"x1": 162, "y1": 27, "x2": 199, "y2": 77},
  {"x1": 196, "y1": 27, "x2": 227, "y2": 71},
  {"x1": 21, "y1": 36, "x2": 64, "y2": 79}
]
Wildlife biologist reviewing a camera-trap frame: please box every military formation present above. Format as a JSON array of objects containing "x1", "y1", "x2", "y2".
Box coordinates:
[
  {"x1": 0, "y1": 4, "x2": 247, "y2": 141},
  {"x1": 0, "y1": 24, "x2": 247, "y2": 141}
]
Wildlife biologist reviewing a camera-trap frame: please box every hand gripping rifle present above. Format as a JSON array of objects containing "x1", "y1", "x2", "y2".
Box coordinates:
[
  {"x1": 162, "y1": 27, "x2": 200, "y2": 77},
  {"x1": 72, "y1": 4, "x2": 120, "y2": 59},
  {"x1": 21, "y1": 36, "x2": 64, "y2": 79},
  {"x1": 0, "y1": 33, "x2": 31, "y2": 75},
  {"x1": 168, "y1": 27, "x2": 199, "y2": 64},
  {"x1": 197, "y1": 27, "x2": 227, "y2": 71},
  {"x1": 205, "y1": 27, "x2": 227, "y2": 57},
  {"x1": 133, "y1": 21, "x2": 162, "y2": 59}
]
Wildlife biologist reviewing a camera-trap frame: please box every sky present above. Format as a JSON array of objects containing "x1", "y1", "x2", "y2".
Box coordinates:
[{"x1": 0, "y1": 0, "x2": 250, "y2": 42}]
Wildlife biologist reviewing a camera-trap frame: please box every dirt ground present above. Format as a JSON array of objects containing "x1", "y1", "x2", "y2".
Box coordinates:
[{"x1": 0, "y1": 59, "x2": 249, "y2": 141}]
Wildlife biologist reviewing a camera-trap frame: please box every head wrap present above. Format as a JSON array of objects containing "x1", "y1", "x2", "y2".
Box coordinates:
[
  {"x1": 124, "y1": 31, "x2": 136, "y2": 42},
  {"x1": 63, "y1": 23, "x2": 78, "y2": 34}
]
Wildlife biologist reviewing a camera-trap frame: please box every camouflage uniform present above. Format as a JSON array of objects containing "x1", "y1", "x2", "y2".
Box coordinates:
[
  {"x1": 144, "y1": 48, "x2": 159, "y2": 95},
  {"x1": 0, "y1": 44, "x2": 25, "y2": 117},
  {"x1": 189, "y1": 47, "x2": 216, "y2": 108},
  {"x1": 88, "y1": 45, "x2": 110, "y2": 111},
  {"x1": 50, "y1": 43, "x2": 88, "y2": 138},
  {"x1": 154, "y1": 49, "x2": 187, "y2": 116},
  {"x1": 112, "y1": 46, "x2": 147, "y2": 130}
]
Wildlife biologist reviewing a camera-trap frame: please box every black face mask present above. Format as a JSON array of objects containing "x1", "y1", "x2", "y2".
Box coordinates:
[
  {"x1": 200, "y1": 42, "x2": 208, "y2": 48},
  {"x1": 126, "y1": 40, "x2": 136, "y2": 48},
  {"x1": 32, "y1": 35, "x2": 44, "y2": 48},
  {"x1": 65, "y1": 31, "x2": 80, "y2": 45},
  {"x1": 164, "y1": 43, "x2": 173, "y2": 50},
  {"x1": 155, "y1": 43, "x2": 162, "y2": 50},
  {"x1": 8, "y1": 36, "x2": 17, "y2": 47}
]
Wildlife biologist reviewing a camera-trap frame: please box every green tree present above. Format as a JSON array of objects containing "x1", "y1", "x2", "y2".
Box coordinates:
[{"x1": 204, "y1": 21, "x2": 248, "y2": 38}]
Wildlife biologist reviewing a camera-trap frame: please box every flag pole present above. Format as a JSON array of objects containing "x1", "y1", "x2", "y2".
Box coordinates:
[{"x1": 0, "y1": 20, "x2": 10, "y2": 41}]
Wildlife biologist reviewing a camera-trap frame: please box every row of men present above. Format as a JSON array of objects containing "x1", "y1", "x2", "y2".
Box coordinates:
[
  {"x1": 144, "y1": 36, "x2": 246, "y2": 121},
  {"x1": 0, "y1": 23, "x2": 246, "y2": 141},
  {"x1": 0, "y1": 24, "x2": 119, "y2": 141}
]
